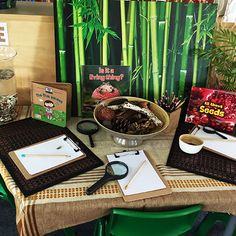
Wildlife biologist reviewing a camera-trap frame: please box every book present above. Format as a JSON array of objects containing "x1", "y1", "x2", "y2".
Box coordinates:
[
  {"x1": 82, "y1": 65, "x2": 131, "y2": 117},
  {"x1": 107, "y1": 150, "x2": 171, "y2": 202},
  {"x1": 31, "y1": 82, "x2": 72, "y2": 127},
  {"x1": 185, "y1": 87, "x2": 236, "y2": 135},
  {"x1": 8, "y1": 134, "x2": 86, "y2": 180}
]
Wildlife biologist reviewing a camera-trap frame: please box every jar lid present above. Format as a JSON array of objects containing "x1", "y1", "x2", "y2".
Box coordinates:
[{"x1": 0, "y1": 46, "x2": 17, "y2": 61}]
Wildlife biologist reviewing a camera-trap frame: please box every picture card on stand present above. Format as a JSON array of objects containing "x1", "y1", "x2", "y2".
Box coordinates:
[
  {"x1": 81, "y1": 65, "x2": 130, "y2": 117},
  {"x1": 185, "y1": 87, "x2": 236, "y2": 135},
  {"x1": 31, "y1": 82, "x2": 72, "y2": 127}
]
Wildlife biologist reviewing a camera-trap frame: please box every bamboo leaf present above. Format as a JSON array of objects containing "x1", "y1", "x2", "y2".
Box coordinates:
[
  {"x1": 86, "y1": 26, "x2": 94, "y2": 48},
  {"x1": 131, "y1": 65, "x2": 143, "y2": 82}
]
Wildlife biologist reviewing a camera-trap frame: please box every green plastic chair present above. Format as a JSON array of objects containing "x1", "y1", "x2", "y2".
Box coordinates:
[
  {"x1": 0, "y1": 174, "x2": 15, "y2": 208},
  {"x1": 194, "y1": 212, "x2": 236, "y2": 236},
  {"x1": 0, "y1": 174, "x2": 76, "y2": 236},
  {"x1": 94, "y1": 205, "x2": 202, "y2": 236}
]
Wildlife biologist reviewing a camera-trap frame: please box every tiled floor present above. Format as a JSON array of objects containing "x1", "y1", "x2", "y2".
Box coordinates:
[{"x1": 0, "y1": 200, "x2": 95, "y2": 236}]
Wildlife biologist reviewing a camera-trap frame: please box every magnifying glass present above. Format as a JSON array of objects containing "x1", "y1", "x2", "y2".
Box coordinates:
[
  {"x1": 77, "y1": 120, "x2": 99, "y2": 147},
  {"x1": 86, "y1": 161, "x2": 129, "y2": 195},
  {"x1": 203, "y1": 126, "x2": 228, "y2": 139}
]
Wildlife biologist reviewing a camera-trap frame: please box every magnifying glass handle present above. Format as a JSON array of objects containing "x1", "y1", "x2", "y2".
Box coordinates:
[
  {"x1": 89, "y1": 134, "x2": 95, "y2": 147},
  {"x1": 86, "y1": 175, "x2": 111, "y2": 195}
]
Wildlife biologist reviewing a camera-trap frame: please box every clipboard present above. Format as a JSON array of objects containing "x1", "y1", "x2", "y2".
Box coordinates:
[
  {"x1": 190, "y1": 125, "x2": 236, "y2": 161},
  {"x1": 107, "y1": 150, "x2": 172, "y2": 202},
  {"x1": 0, "y1": 118, "x2": 104, "y2": 196},
  {"x1": 8, "y1": 135, "x2": 86, "y2": 180}
]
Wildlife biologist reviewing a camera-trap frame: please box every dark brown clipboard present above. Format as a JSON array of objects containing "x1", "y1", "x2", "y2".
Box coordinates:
[
  {"x1": 107, "y1": 150, "x2": 172, "y2": 202},
  {"x1": 8, "y1": 135, "x2": 86, "y2": 180},
  {"x1": 0, "y1": 118, "x2": 104, "y2": 196}
]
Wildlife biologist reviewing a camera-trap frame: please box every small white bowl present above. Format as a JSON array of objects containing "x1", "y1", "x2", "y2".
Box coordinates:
[{"x1": 179, "y1": 134, "x2": 204, "y2": 154}]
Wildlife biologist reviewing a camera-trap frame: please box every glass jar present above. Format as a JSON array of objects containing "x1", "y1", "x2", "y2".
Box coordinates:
[{"x1": 0, "y1": 46, "x2": 17, "y2": 123}]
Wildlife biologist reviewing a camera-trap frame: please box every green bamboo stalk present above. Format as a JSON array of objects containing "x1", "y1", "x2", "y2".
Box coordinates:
[
  {"x1": 6, "y1": 0, "x2": 15, "y2": 8},
  {"x1": 73, "y1": 2, "x2": 82, "y2": 116},
  {"x1": 157, "y1": 2, "x2": 166, "y2": 95},
  {"x1": 150, "y1": 2, "x2": 159, "y2": 100},
  {"x1": 56, "y1": 0, "x2": 67, "y2": 82},
  {"x1": 126, "y1": 1, "x2": 131, "y2": 44},
  {"x1": 134, "y1": 7, "x2": 140, "y2": 97},
  {"x1": 145, "y1": 3, "x2": 151, "y2": 99},
  {"x1": 59, "y1": 50, "x2": 67, "y2": 82},
  {"x1": 120, "y1": 0, "x2": 128, "y2": 66},
  {"x1": 192, "y1": 3, "x2": 203, "y2": 87},
  {"x1": 178, "y1": 3, "x2": 194, "y2": 96},
  {"x1": 77, "y1": 8, "x2": 85, "y2": 66},
  {"x1": 128, "y1": 1, "x2": 136, "y2": 94},
  {"x1": 140, "y1": 1, "x2": 147, "y2": 97},
  {"x1": 169, "y1": 3, "x2": 180, "y2": 94},
  {"x1": 77, "y1": 6, "x2": 85, "y2": 116},
  {"x1": 102, "y1": 0, "x2": 108, "y2": 65},
  {"x1": 161, "y1": 1, "x2": 172, "y2": 96}
]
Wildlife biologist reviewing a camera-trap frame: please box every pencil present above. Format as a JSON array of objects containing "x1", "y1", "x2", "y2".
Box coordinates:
[
  {"x1": 124, "y1": 160, "x2": 146, "y2": 190},
  {"x1": 195, "y1": 137, "x2": 236, "y2": 142},
  {"x1": 21, "y1": 154, "x2": 71, "y2": 158}
]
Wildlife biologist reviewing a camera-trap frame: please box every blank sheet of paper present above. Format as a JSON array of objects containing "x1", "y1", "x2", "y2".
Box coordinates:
[
  {"x1": 13, "y1": 135, "x2": 84, "y2": 175},
  {"x1": 191, "y1": 126, "x2": 236, "y2": 160},
  {"x1": 107, "y1": 150, "x2": 166, "y2": 196}
]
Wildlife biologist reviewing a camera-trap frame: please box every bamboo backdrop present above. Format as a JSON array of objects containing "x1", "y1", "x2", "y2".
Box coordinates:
[{"x1": 54, "y1": 0, "x2": 217, "y2": 116}]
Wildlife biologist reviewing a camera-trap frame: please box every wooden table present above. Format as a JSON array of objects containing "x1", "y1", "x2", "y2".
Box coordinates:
[{"x1": 0, "y1": 106, "x2": 236, "y2": 236}]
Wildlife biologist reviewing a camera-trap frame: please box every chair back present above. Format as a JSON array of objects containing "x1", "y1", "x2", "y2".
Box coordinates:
[
  {"x1": 106, "y1": 205, "x2": 202, "y2": 236},
  {"x1": 0, "y1": 174, "x2": 15, "y2": 208}
]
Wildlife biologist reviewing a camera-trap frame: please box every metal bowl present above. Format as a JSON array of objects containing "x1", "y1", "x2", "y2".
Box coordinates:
[{"x1": 93, "y1": 96, "x2": 169, "y2": 147}]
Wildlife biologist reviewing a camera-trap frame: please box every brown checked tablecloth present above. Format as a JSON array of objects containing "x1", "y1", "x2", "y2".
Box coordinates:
[{"x1": 0, "y1": 106, "x2": 236, "y2": 236}]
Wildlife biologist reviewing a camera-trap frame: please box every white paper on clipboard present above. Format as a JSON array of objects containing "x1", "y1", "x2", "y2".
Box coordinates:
[
  {"x1": 11, "y1": 134, "x2": 85, "y2": 176},
  {"x1": 191, "y1": 125, "x2": 236, "y2": 160},
  {"x1": 107, "y1": 150, "x2": 166, "y2": 196}
]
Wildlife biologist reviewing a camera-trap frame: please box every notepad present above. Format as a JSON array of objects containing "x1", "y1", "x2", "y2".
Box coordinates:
[
  {"x1": 191, "y1": 126, "x2": 236, "y2": 160},
  {"x1": 107, "y1": 150, "x2": 171, "y2": 202},
  {"x1": 8, "y1": 134, "x2": 86, "y2": 179}
]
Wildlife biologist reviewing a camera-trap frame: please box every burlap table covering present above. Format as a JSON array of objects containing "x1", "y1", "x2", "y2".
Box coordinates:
[{"x1": 0, "y1": 106, "x2": 236, "y2": 236}]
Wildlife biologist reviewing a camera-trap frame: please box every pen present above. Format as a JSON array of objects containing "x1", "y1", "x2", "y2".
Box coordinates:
[
  {"x1": 21, "y1": 154, "x2": 71, "y2": 158},
  {"x1": 124, "y1": 160, "x2": 146, "y2": 190}
]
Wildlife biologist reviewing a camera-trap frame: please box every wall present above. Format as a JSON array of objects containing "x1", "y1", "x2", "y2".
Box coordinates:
[{"x1": 0, "y1": 2, "x2": 56, "y2": 105}]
